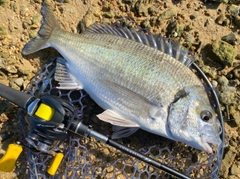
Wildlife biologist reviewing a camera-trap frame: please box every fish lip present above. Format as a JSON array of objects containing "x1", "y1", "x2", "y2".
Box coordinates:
[{"x1": 201, "y1": 137, "x2": 212, "y2": 154}]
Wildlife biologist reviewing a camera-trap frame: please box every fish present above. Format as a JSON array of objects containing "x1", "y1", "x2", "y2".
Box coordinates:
[{"x1": 22, "y1": 3, "x2": 222, "y2": 153}]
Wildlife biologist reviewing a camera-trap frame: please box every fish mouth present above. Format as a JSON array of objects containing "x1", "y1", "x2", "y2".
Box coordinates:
[{"x1": 201, "y1": 137, "x2": 212, "y2": 154}]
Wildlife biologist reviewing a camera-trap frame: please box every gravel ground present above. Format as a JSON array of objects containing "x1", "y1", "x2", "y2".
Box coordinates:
[{"x1": 0, "y1": 0, "x2": 240, "y2": 178}]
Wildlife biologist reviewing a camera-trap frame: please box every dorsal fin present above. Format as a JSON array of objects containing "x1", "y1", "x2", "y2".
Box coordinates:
[{"x1": 85, "y1": 24, "x2": 194, "y2": 67}]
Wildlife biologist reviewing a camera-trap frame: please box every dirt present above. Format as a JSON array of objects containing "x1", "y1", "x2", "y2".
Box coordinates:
[{"x1": 0, "y1": 0, "x2": 240, "y2": 178}]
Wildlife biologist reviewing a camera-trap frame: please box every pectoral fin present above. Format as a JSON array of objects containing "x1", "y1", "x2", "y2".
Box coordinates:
[
  {"x1": 97, "y1": 109, "x2": 139, "y2": 127},
  {"x1": 54, "y1": 57, "x2": 83, "y2": 89}
]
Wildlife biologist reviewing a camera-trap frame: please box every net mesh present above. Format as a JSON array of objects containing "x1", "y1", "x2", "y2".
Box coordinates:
[{"x1": 17, "y1": 58, "x2": 224, "y2": 179}]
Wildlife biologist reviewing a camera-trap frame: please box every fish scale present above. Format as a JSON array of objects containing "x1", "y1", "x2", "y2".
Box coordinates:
[{"x1": 22, "y1": 3, "x2": 222, "y2": 153}]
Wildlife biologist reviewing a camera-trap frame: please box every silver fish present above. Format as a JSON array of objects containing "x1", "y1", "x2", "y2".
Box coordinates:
[{"x1": 22, "y1": 4, "x2": 221, "y2": 153}]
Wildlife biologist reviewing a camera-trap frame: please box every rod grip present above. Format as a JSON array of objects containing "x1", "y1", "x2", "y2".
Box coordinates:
[{"x1": 0, "y1": 83, "x2": 33, "y2": 109}]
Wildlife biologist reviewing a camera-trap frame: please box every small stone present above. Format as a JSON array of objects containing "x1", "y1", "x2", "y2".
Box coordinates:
[
  {"x1": 30, "y1": 24, "x2": 38, "y2": 30},
  {"x1": 0, "y1": 0, "x2": 8, "y2": 7},
  {"x1": 208, "y1": 40, "x2": 236, "y2": 67},
  {"x1": 230, "y1": 163, "x2": 240, "y2": 175},
  {"x1": 158, "y1": 8, "x2": 176, "y2": 22},
  {"x1": 227, "y1": 4, "x2": 240, "y2": 15},
  {"x1": 135, "y1": 2, "x2": 150, "y2": 17},
  {"x1": 5, "y1": 65, "x2": 18, "y2": 73},
  {"x1": 106, "y1": 165, "x2": 114, "y2": 173},
  {"x1": 212, "y1": 80, "x2": 218, "y2": 88},
  {"x1": 14, "y1": 77, "x2": 24, "y2": 87},
  {"x1": 221, "y1": 33, "x2": 239, "y2": 45},
  {"x1": 0, "y1": 26, "x2": 7, "y2": 35},
  {"x1": 234, "y1": 15, "x2": 240, "y2": 28},
  {"x1": 229, "y1": 105, "x2": 240, "y2": 126},
  {"x1": 233, "y1": 68, "x2": 240, "y2": 79},
  {"x1": 220, "y1": 147, "x2": 237, "y2": 178},
  {"x1": 103, "y1": 148, "x2": 110, "y2": 155},
  {"x1": 189, "y1": 14, "x2": 196, "y2": 20},
  {"x1": 215, "y1": 14, "x2": 227, "y2": 25}
]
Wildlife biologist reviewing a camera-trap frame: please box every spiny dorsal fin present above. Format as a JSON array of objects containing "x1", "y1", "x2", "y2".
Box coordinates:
[
  {"x1": 85, "y1": 24, "x2": 194, "y2": 67},
  {"x1": 54, "y1": 57, "x2": 83, "y2": 90}
]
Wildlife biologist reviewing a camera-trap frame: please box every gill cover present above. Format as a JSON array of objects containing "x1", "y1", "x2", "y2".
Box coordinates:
[{"x1": 167, "y1": 85, "x2": 220, "y2": 153}]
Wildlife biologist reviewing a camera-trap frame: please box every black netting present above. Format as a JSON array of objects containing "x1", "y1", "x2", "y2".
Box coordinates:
[{"x1": 17, "y1": 58, "x2": 224, "y2": 179}]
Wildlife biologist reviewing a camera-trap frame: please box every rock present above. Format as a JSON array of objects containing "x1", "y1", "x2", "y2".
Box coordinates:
[
  {"x1": 217, "y1": 76, "x2": 237, "y2": 105},
  {"x1": 14, "y1": 77, "x2": 24, "y2": 87},
  {"x1": 229, "y1": 105, "x2": 240, "y2": 126},
  {"x1": 220, "y1": 147, "x2": 237, "y2": 178},
  {"x1": 208, "y1": 40, "x2": 236, "y2": 67},
  {"x1": 233, "y1": 15, "x2": 240, "y2": 28},
  {"x1": 221, "y1": 33, "x2": 240, "y2": 45},
  {"x1": 5, "y1": 65, "x2": 18, "y2": 73},
  {"x1": 230, "y1": 163, "x2": 240, "y2": 175},
  {"x1": 201, "y1": 66, "x2": 218, "y2": 79},
  {"x1": 227, "y1": 4, "x2": 240, "y2": 15},
  {"x1": 16, "y1": 58, "x2": 36, "y2": 75},
  {"x1": 0, "y1": 26, "x2": 7, "y2": 35},
  {"x1": 212, "y1": 80, "x2": 218, "y2": 88},
  {"x1": 158, "y1": 8, "x2": 176, "y2": 22},
  {"x1": 233, "y1": 67, "x2": 240, "y2": 79},
  {"x1": 0, "y1": 0, "x2": 8, "y2": 7},
  {"x1": 135, "y1": 2, "x2": 150, "y2": 17},
  {"x1": 215, "y1": 14, "x2": 227, "y2": 25}
]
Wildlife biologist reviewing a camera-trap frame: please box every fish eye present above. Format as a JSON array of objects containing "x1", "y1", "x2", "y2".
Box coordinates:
[{"x1": 200, "y1": 110, "x2": 212, "y2": 122}]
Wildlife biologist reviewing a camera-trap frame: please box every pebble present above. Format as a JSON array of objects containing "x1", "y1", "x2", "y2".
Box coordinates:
[
  {"x1": 106, "y1": 165, "x2": 114, "y2": 173},
  {"x1": 212, "y1": 80, "x2": 218, "y2": 88},
  {"x1": 233, "y1": 68, "x2": 240, "y2": 79},
  {"x1": 227, "y1": 4, "x2": 239, "y2": 15},
  {"x1": 5, "y1": 65, "x2": 18, "y2": 73},
  {"x1": 215, "y1": 14, "x2": 227, "y2": 25},
  {"x1": 229, "y1": 105, "x2": 240, "y2": 126},
  {"x1": 14, "y1": 77, "x2": 24, "y2": 87},
  {"x1": 217, "y1": 76, "x2": 237, "y2": 105},
  {"x1": 230, "y1": 163, "x2": 240, "y2": 175},
  {"x1": 158, "y1": 8, "x2": 176, "y2": 22},
  {"x1": 221, "y1": 33, "x2": 239, "y2": 45}
]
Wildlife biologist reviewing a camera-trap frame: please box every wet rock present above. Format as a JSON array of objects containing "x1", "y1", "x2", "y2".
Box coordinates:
[
  {"x1": 221, "y1": 33, "x2": 240, "y2": 45},
  {"x1": 230, "y1": 163, "x2": 240, "y2": 175},
  {"x1": 220, "y1": 147, "x2": 236, "y2": 178},
  {"x1": 208, "y1": 40, "x2": 236, "y2": 67},
  {"x1": 158, "y1": 8, "x2": 176, "y2": 22}
]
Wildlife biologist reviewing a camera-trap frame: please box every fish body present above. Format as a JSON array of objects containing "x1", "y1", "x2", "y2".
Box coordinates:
[{"x1": 22, "y1": 4, "x2": 221, "y2": 153}]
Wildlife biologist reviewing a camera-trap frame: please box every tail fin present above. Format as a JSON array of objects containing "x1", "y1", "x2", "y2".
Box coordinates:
[{"x1": 22, "y1": 3, "x2": 60, "y2": 55}]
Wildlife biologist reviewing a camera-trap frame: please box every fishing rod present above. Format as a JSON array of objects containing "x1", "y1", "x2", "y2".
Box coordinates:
[{"x1": 0, "y1": 82, "x2": 191, "y2": 179}]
